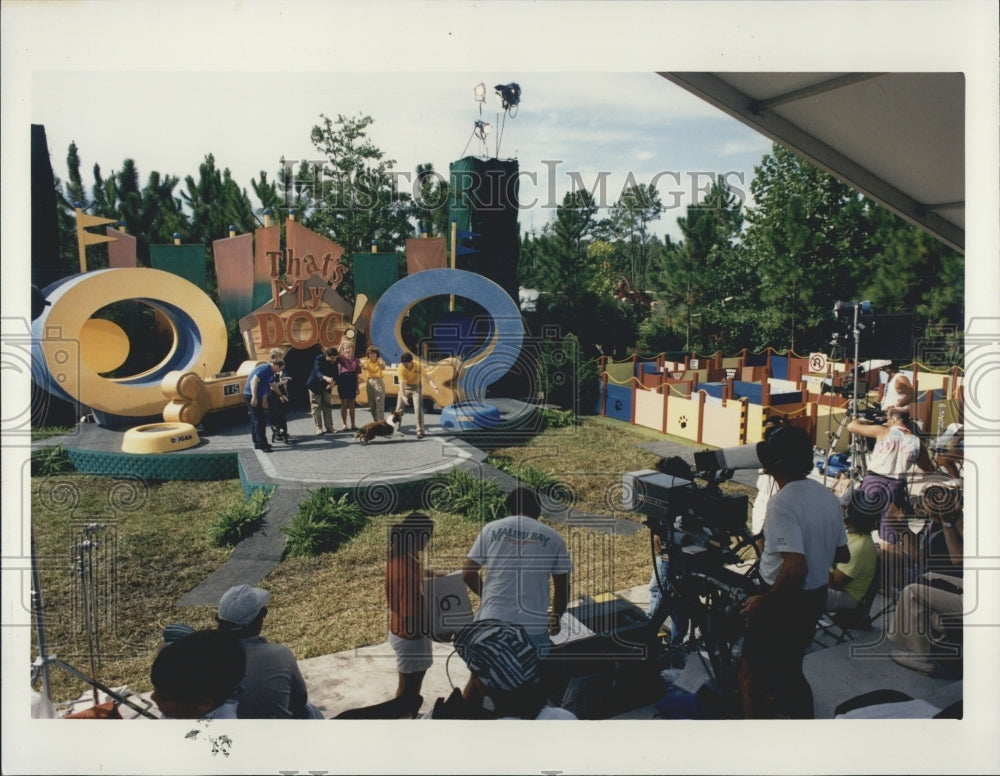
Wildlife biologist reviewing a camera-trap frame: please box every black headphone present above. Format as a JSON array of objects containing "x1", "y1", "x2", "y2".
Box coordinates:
[
  {"x1": 759, "y1": 418, "x2": 790, "y2": 467},
  {"x1": 758, "y1": 419, "x2": 811, "y2": 476}
]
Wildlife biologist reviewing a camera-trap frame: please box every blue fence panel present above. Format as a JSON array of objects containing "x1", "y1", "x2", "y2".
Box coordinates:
[
  {"x1": 733, "y1": 381, "x2": 763, "y2": 404},
  {"x1": 701, "y1": 382, "x2": 726, "y2": 400},
  {"x1": 605, "y1": 384, "x2": 633, "y2": 422},
  {"x1": 771, "y1": 355, "x2": 789, "y2": 380}
]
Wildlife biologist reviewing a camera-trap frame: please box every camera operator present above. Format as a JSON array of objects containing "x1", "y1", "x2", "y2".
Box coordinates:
[
  {"x1": 847, "y1": 407, "x2": 934, "y2": 545},
  {"x1": 738, "y1": 424, "x2": 849, "y2": 719}
]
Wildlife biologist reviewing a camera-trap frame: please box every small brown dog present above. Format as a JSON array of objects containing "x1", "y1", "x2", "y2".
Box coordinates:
[{"x1": 354, "y1": 409, "x2": 404, "y2": 444}]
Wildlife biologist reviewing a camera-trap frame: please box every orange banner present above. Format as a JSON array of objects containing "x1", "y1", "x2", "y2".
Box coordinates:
[
  {"x1": 405, "y1": 237, "x2": 447, "y2": 274},
  {"x1": 286, "y1": 220, "x2": 345, "y2": 284},
  {"x1": 106, "y1": 227, "x2": 136, "y2": 268}
]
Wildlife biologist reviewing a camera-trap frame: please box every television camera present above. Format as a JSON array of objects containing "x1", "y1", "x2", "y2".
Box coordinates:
[{"x1": 624, "y1": 447, "x2": 766, "y2": 703}]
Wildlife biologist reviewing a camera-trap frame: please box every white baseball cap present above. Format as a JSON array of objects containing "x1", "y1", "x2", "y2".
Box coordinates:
[{"x1": 217, "y1": 584, "x2": 271, "y2": 627}]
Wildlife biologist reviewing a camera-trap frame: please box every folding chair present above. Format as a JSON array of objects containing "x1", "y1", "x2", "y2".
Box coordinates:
[
  {"x1": 870, "y1": 547, "x2": 908, "y2": 626},
  {"x1": 815, "y1": 556, "x2": 881, "y2": 645}
]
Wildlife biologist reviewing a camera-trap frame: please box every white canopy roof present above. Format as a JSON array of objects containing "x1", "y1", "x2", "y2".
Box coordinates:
[{"x1": 660, "y1": 73, "x2": 964, "y2": 254}]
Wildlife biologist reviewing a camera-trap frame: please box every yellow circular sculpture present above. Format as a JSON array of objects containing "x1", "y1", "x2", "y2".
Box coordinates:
[
  {"x1": 80, "y1": 317, "x2": 130, "y2": 374},
  {"x1": 121, "y1": 422, "x2": 200, "y2": 454},
  {"x1": 33, "y1": 268, "x2": 228, "y2": 418}
]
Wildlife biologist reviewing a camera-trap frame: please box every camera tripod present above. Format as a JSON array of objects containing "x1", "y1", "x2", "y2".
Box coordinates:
[
  {"x1": 30, "y1": 531, "x2": 157, "y2": 718},
  {"x1": 820, "y1": 299, "x2": 879, "y2": 490},
  {"x1": 647, "y1": 534, "x2": 761, "y2": 708},
  {"x1": 819, "y1": 396, "x2": 874, "y2": 488}
]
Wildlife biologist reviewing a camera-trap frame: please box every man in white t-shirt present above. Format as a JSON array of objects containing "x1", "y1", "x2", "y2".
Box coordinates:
[
  {"x1": 462, "y1": 487, "x2": 573, "y2": 650},
  {"x1": 739, "y1": 423, "x2": 849, "y2": 719}
]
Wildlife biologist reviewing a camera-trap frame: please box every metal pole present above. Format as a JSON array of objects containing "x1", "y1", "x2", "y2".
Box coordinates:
[
  {"x1": 76, "y1": 541, "x2": 100, "y2": 707},
  {"x1": 30, "y1": 533, "x2": 53, "y2": 702}
]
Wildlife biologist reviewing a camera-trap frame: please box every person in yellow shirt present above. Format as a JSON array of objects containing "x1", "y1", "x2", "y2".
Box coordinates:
[
  {"x1": 826, "y1": 508, "x2": 878, "y2": 611},
  {"x1": 396, "y1": 352, "x2": 438, "y2": 439},
  {"x1": 361, "y1": 346, "x2": 387, "y2": 422}
]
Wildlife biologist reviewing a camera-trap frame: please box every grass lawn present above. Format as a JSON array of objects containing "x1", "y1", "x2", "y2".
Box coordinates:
[{"x1": 30, "y1": 417, "x2": 755, "y2": 704}]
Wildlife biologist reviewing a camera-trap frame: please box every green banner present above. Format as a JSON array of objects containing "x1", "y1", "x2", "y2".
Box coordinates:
[
  {"x1": 150, "y1": 243, "x2": 207, "y2": 290},
  {"x1": 353, "y1": 252, "x2": 399, "y2": 301}
]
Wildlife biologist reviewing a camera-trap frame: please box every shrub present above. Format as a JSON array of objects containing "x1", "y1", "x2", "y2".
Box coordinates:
[
  {"x1": 31, "y1": 444, "x2": 73, "y2": 476},
  {"x1": 488, "y1": 458, "x2": 564, "y2": 497},
  {"x1": 515, "y1": 464, "x2": 564, "y2": 497},
  {"x1": 486, "y1": 460, "x2": 572, "y2": 511},
  {"x1": 537, "y1": 407, "x2": 577, "y2": 429},
  {"x1": 538, "y1": 333, "x2": 600, "y2": 415},
  {"x1": 429, "y1": 467, "x2": 507, "y2": 522},
  {"x1": 283, "y1": 489, "x2": 367, "y2": 557},
  {"x1": 208, "y1": 487, "x2": 272, "y2": 547}
]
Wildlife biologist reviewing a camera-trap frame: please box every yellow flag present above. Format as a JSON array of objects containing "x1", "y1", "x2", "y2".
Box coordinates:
[
  {"x1": 76, "y1": 209, "x2": 120, "y2": 272},
  {"x1": 77, "y1": 211, "x2": 117, "y2": 229}
]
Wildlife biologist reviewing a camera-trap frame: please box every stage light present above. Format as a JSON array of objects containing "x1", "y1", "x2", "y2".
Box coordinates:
[
  {"x1": 494, "y1": 82, "x2": 521, "y2": 111},
  {"x1": 473, "y1": 82, "x2": 487, "y2": 103},
  {"x1": 474, "y1": 120, "x2": 491, "y2": 141}
]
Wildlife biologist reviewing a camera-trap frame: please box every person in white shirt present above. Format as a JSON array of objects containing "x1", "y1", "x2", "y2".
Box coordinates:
[
  {"x1": 739, "y1": 422, "x2": 849, "y2": 719},
  {"x1": 461, "y1": 487, "x2": 573, "y2": 651}
]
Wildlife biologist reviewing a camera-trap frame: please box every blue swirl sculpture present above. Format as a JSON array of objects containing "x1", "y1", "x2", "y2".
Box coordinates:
[{"x1": 369, "y1": 268, "x2": 523, "y2": 405}]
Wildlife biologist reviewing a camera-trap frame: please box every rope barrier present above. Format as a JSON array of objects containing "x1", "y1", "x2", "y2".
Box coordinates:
[
  {"x1": 603, "y1": 374, "x2": 637, "y2": 387},
  {"x1": 664, "y1": 383, "x2": 693, "y2": 398},
  {"x1": 912, "y1": 360, "x2": 962, "y2": 374},
  {"x1": 762, "y1": 405, "x2": 809, "y2": 418}
]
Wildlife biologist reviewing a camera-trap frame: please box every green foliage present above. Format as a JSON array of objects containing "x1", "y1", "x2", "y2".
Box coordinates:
[
  {"x1": 739, "y1": 145, "x2": 874, "y2": 352},
  {"x1": 535, "y1": 291, "x2": 638, "y2": 362},
  {"x1": 30, "y1": 444, "x2": 73, "y2": 476},
  {"x1": 208, "y1": 487, "x2": 272, "y2": 547},
  {"x1": 487, "y1": 458, "x2": 571, "y2": 507},
  {"x1": 283, "y1": 489, "x2": 368, "y2": 557},
  {"x1": 858, "y1": 206, "x2": 964, "y2": 327},
  {"x1": 429, "y1": 467, "x2": 507, "y2": 522},
  {"x1": 652, "y1": 178, "x2": 744, "y2": 352},
  {"x1": 302, "y1": 113, "x2": 415, "y2": 256},
  {"x1": 635, "y1": 315, "x2": 685, "y2": 355},
  {"x1": 537, "y1": 407, "x2": 578, "y2": 429},
  {"x1": 410, "y1": 162, "x2": 450, "y2": 237},
  {"x1": 537, "y1": 333, "x2": 601, "y2": 414},
  {"x1": 90, "y1": 159, "x2": 188, "y2": 265},
  {"x1": 531, "y1": 191, "x2": 599, "y2": 297},
  {"x1": 31, "y1": 427, "x2": 75, "y2": 441},
  {"x1": 608, "y1": 182, "x2": 663, "y2": 292}
]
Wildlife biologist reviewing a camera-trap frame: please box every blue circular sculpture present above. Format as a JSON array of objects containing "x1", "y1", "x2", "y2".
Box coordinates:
[{"x1": 369, "y1": 268, "x2": 523, "y2": 403}]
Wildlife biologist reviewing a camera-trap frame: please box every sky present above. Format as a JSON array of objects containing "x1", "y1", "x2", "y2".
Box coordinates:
[
  {"x1": 3, "y1": 2, "x2": 999, "y2": 775},
  {"x1": 30, "y1": 69, "x2": 772, "y2": 242}
]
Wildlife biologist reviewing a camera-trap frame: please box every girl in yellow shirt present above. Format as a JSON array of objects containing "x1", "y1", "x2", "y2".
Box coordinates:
[{"x1": 362, "y1": 346, "x2": 387, "y2": 421}]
